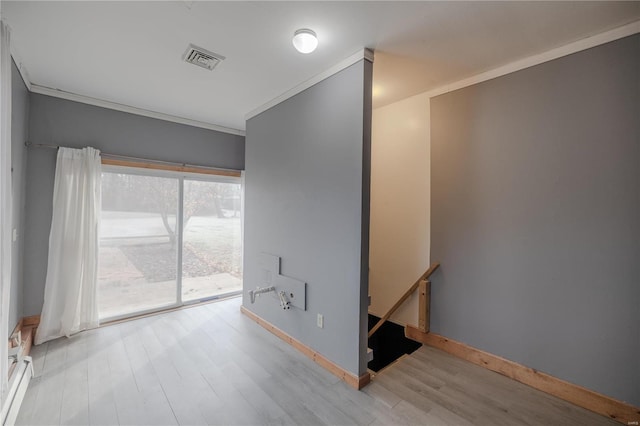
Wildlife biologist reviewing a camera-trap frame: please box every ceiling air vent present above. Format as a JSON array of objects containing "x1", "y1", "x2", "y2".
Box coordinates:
[{"x1": 183, "y1": 44, "x2": 225, "y2": 71}]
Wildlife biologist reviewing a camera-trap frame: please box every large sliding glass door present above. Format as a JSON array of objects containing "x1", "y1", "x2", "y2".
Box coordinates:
[
  {"x1": 182, "y1": 179, "x2": 242, "y2": 302},
  {"x1": 97, "y1": 167, "x2": 242, "y2": 321}
]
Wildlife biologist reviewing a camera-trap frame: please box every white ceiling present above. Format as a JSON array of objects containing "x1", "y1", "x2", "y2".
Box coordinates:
[{"x1": 4, "y1": 1, "x2": 640, "y2": 133}]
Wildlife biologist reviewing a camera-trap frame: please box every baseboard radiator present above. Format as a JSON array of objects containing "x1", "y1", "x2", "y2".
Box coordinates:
[{"x1": 1, "y1": 356, "x2": 33, "y2": 425}]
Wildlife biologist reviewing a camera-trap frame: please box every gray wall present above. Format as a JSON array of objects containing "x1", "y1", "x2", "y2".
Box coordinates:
[
  {"x1": 10, "y1": 59, "x2": 29, "y2": 332},
  {"x1": 23, "y1": 94, "x2": 244, "y2": 316},
  {"x1": 430, "y1": 34, "x2": 639, "y2": 405},
  {"x1": 244, "y1": 60, "x2": 372, "y2": 376}
]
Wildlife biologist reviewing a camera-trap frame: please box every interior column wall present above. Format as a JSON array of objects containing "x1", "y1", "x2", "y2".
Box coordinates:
[{"x1": 243, "y1": 60, "x2": 372, "y2": 376}]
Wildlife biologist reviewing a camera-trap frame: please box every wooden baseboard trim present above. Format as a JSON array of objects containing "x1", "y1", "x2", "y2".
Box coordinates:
[
  {"x1": 406, "y1": 325, "x2": 639, "y2": 425},
  {"x1": 20, "y1": 328, "x2": 34, "y2": 359},
  {"x1": 9, "y1": 319, "x2": 23, "y2": 342},
  {"x1": 22, "y1": 315, "x2": 41, "y2": 328},
  {"x1": 241, "y1": 306, "x2": 370, "y2": 390},
  {"x1": 19, "y1": 315, "x2": 39, "y2": 357},
  {"x1": 7, "y1": 315, "x2": 39, "y2": 380}
]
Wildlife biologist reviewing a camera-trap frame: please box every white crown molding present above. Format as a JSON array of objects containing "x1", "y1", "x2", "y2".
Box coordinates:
[
  {"x1": 29, "y1": 84, "x2": 246, "y2": 136},
  {"x1": 363, "y1": 49, "x2": 375, "y2": 63},
  {"x1": 246, "y1": 48, "x2": 374, "y2": 121},
  {"x1": 10, "y1": 50, "x2": 32, "y2": 91},
  {"x1": 424, "y1": 20, "x2": 640, "y2": 100},
  {"x1": 6, "y1": 19, "x2": 243, "y2": 136}
]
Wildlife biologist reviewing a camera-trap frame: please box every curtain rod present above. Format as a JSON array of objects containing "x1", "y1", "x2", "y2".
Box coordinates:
[{"x1": 24, "y1": 141, "x2": 242, "y2": 174}]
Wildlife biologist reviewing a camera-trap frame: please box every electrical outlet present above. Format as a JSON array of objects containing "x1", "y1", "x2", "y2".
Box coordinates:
[{"x1": 317, "y1": 313, "x2": 324, "y2": 328}]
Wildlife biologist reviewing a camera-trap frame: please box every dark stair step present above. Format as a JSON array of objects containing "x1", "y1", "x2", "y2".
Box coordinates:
[{"x1": 367, "y1": 313, "x2": 421, "y2": 372}]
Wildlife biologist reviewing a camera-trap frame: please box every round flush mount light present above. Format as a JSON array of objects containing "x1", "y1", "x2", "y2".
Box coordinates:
[{"x1": 292, "y1": 29, "x2": 318, "y2": 54}]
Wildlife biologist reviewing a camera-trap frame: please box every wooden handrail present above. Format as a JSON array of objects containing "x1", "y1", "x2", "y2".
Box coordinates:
[{"x1": 368, "y1": 261, "x2": 440, "y2": 338}]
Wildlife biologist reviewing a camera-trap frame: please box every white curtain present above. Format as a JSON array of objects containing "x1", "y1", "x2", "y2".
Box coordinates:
[
  {"x1": 0, "y1": 20, "x2": 12, "y2": 404},
  {"x1": 35, "y1": 147, "x2": 102, "y2": 345}
]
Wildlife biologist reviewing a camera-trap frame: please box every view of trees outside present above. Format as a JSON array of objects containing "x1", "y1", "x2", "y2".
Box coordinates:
[
  {"x1": 98, "y1": 172, "x2": 242, "y2": 319},
  {"x1": 182, "y1": 178, "x2": 242, "y2": 302}
]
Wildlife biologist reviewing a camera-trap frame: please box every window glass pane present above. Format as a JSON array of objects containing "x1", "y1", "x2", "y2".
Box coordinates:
[
  {"x1": 182, "y1": 179, "x2": 243, "y2": 302},
  {"x1": 98, "y1": 172, "x2": 179, "y2": 319}
]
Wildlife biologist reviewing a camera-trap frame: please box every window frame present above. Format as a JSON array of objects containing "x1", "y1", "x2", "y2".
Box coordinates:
[{"x1": 99, "y1": 164, "x2": 243, "y2": 322}]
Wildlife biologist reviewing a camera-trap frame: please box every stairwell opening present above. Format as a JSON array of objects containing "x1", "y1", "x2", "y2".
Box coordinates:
[{"x1": 367, "y1": 314, "x2": 421, "y2": 372}]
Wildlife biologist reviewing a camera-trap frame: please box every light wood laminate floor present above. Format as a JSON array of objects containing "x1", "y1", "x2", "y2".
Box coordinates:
[{"x1": 17, "y1": 297, "x2": 616, "y2": 425}]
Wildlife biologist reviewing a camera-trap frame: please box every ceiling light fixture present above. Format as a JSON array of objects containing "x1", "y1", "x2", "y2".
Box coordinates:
[{"x1": 292, "y1": 29, "x2": 318, "y2": 54}]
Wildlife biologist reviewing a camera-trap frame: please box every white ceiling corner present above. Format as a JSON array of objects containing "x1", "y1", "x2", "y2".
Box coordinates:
[
  {"x1": 3, "y1": 1, "x2": 639, "y2": 134},
  {"x1": 246, "y1": 48, "x2": 373, "y2": 121}
]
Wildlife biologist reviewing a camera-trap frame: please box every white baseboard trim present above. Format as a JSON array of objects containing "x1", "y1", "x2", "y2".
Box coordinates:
[{"x1": 1, "y1": 356, "x2": 33, "y2": 425}]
